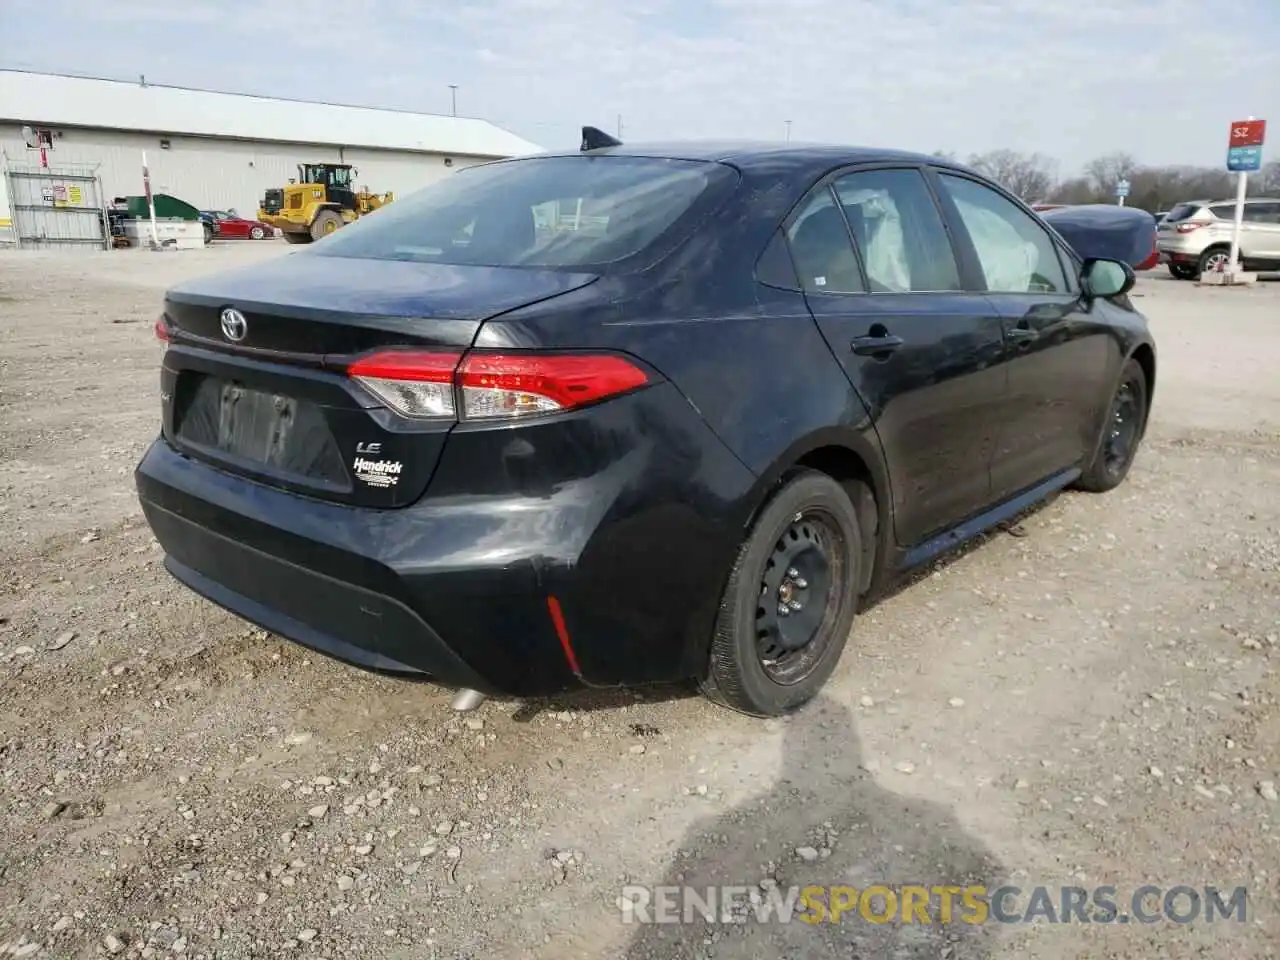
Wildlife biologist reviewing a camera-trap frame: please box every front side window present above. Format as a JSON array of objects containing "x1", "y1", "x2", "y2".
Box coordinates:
[
  {"x1": 831, "y1": 168, "x2": 961, "y2": 293},
  {"x1": 937, "y1": 173, "x2": 1068, "y2": 294},
  {"x1": 311, "y1": 155, "x2": 735, "y2": 268}
]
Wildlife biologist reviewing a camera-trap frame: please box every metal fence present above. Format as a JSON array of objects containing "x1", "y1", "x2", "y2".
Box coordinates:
[{"x1": 2, "y1": 159, "x2": 108, "y2": 250}]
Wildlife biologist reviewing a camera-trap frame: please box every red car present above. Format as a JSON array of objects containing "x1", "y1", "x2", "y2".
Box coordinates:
[{"x1": 201, "y1": 210, "x2": 275, "y2": 240}]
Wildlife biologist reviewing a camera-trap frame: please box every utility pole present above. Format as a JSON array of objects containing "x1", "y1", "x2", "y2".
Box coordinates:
[
  {"x1": 617, "y1": 114, "x2": 623, "y2": 139},
  {"x1": 448, "y1": 85, "x2": 458, "y2": 117},
  {"x1": 784, "y1": 120, "x2": 792, "y2": 143}
]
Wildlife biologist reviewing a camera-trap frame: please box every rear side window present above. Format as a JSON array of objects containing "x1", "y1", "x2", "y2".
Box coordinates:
[
  {"x1": 1208, "y1": 204, "x2": 1235, "y2": 219},
  {"x1": 310, "y1": 156, "x2": 735, "y2": 268},
  {"x1": 756, "y1": 230, "x2": 801, "y2": 289},
  {"x1": 1163, "y1": 203, "x2": 1202, "y2": 223},
  {"x1": 786, "y1": 188, "x2": 864, "y2": 293}
]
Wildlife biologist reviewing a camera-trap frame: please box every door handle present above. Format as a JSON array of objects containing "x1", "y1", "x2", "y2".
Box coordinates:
[
  {"x1": 851, "y1": 334, "x2": 904, "y2": 356},
  {"x1": 1007, "y1": 324, "x2": 1038, "y2": 343}
]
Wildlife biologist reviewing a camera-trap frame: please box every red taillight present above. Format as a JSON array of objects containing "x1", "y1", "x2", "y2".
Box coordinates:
[
  {"x1": 345, "y1": 349, "x2": 650, "y2": 421},
  {"x1": 457, "y1": 353, "x2": 650, "y2": 420},
  {"x1": 154, "y1": 316, "x2": 171, "y2": 342},
  {"x1": 1175, "y1": 222, "x2": 1207, "y2": 234},
  {"x1": 1136, "y1": 229, "x2": 1159, "y2": 270},
  {"x1": 347, "y1": 349, "x2": 461, "y2": 419}
]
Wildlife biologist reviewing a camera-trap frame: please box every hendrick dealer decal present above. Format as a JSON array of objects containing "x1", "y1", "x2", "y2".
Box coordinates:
[{"x1": 352, "y1": 456, "x2": 403, "y2": 488}]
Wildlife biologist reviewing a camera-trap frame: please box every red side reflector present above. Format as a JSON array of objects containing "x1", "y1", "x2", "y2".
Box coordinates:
[{"x1": 545, "y1": 595, "x2": 582, "y2": 677}]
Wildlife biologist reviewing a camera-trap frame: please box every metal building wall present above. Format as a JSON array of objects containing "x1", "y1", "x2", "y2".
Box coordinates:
[{"x1": 0, "y1": 124, "x2": 490, "y2": 222}]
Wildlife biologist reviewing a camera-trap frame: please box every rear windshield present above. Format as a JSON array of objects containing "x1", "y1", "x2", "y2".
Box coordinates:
[
  {"x1": 310, "y1": 155, "x2": 734, "y2": 268},
  {"x1": 1162, "y1": 203, "x2": 1202, "y2": 223}
]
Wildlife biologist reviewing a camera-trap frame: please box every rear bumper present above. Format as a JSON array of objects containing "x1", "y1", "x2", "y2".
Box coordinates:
[
  {"x1": 134, "y1": 383, "x2": 758, "y2": 697},
  {"x1": 137, "y1": 440, "x2": 527, "y2": 693},
  {"x1": 1156, "y1": 239, "x2": 1207, "y2": 264}
]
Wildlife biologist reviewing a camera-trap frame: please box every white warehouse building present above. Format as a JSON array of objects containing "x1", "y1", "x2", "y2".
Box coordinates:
[{"x1": 0, "y1": 70, "x2": 543, "y2": 228}]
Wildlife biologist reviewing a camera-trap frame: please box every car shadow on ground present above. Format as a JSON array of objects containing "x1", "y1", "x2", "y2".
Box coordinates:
[{"x1": 615, "y1": 694, "x2": 1009, "y2": 959}]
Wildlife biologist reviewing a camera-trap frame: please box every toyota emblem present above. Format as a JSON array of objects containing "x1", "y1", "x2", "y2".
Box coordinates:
[{"x1": 220, "y1": 307, "x2": 248, "y2": 342}]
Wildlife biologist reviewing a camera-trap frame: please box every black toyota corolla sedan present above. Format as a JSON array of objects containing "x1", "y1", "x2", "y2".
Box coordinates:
[{"x1": 136, "y1": 128, "x2": 1156, "y2": 717}]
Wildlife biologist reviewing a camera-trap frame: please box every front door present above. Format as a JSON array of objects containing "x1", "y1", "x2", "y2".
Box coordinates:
[
  {"x1": 930, "y1": 170, "x2": 1113, "y2": 500},
  {"x1": 788, "y1": 166, "x2": 1009, "y2": 547},
  {"x1": 327, "y1": 167, "x2": 358, "y2": 213}
]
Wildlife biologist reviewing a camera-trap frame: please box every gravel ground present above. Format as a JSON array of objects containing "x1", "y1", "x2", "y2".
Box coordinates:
[{"x1": 1, "y1": 244, "x2": 1278, "y2": 959}]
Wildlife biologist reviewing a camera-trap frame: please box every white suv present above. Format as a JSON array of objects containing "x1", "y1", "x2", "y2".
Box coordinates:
[{"x1": 1157, "y1": 198, "x2": 1280, "y2": 279}]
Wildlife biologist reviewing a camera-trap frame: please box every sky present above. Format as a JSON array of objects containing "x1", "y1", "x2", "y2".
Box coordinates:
[{"x1": 1, "y1": 0, "x2": 1277, "y2": 174}]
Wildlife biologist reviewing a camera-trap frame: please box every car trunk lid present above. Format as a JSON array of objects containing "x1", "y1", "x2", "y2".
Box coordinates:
[{"x1": 158, "y1": 254, "x2": 598, "y2": 508}]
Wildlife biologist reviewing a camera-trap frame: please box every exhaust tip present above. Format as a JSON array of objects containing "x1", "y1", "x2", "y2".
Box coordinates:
[{"x1": 450, "y1": 688, "x2": 487, "y2": 712}]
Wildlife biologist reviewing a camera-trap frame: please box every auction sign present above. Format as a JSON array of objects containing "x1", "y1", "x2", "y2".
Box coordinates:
[{"x1": 1227, "y1": 119, "x2": 1266, "y2": 172}]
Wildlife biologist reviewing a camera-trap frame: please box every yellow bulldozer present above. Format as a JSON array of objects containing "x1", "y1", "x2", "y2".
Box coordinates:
[{"x1": 257, "y1": 163, "x2": 393, "y2": 244}]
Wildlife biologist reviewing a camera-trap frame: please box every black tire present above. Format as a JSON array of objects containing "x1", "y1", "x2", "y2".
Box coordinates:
[
  {"x1": 250, "y1": 226, "x2": 265, "y2": 240},
  {"x1": 282, "y1": 232, "x2": 312, "y2": 245},
  {"x1": 1167, "y1": 263, "x2": 1195, "y2": 280},
  {"x1": 202, "y1": 222, "x2": 213, "y2": 245},
  {"x1": 310, "y1": 210, "x2": 343, "y2": 241},
  {"x1": 1074, "y1": 357, "x2": 1149, "y2": 493},
  {"x1": 1197, "y1": 245, "x2": 1230, "y2": 277},
  {"x1": 700, "y1": 470, "x2": 863, "y2": 717}
]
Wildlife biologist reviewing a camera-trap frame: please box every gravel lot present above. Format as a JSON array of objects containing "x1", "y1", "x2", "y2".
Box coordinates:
[{"x1": 1, "y1": 244, "x2": 1278, "y2": 959}]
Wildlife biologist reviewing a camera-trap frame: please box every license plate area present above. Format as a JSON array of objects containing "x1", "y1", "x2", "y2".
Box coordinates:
[{"x1": 174, "y1": 374, "x2": 350, "y2": 490}]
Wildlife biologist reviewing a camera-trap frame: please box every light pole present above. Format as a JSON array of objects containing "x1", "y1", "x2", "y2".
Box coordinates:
[
  {"x1": 448, "y1": 85, "x2": 458, "y2": 117},
  {"x1": 784, "y1": 120, "x2": 792, "y2": 142}
]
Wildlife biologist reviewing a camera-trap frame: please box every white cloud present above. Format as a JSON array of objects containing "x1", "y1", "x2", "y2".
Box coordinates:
[{"x1": 3, "y1": 0, "x2": 1277, "y2": 170}]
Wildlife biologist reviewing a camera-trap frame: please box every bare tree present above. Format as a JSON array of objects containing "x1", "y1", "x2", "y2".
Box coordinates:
[
  {"x1": 1083, "y1": 152, "x2": 1138, "y2": 199},
  {"x1": 1049, "y1": 177, "x2": 1097, "y2": 205},
  {"x1": 1257, "y1": 161, "x2": 1280, "y2": 196},
  {"x1": 926, "y1": 148, "x2": 1275, "y2": 212},
  {"x1": 967, "y1": 149, "x2": 1058, "y2": 201}
]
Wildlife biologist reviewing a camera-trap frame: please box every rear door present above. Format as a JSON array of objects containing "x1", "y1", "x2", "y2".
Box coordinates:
[
  {"x1": 1242, "y1": 201, "x2": 1280, "y2": 262},
  {"x1": 929, "y1": 169, "x2": 1113, "y2": 500},
  {"x1": 216, "y1": 213, "x2": 248, "y2": 238},
  {"x1": 789, "y1": 165, "x2": 1008, "y2": 547}
]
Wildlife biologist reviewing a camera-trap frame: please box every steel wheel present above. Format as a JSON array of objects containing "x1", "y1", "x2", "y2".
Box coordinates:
[
  {"x1": 755, "y1": 510, "x2": 847, "y2": 685},
  {"x1": 700, "y1": 470, "x2": 864, "y2": 717},
  {"x1": 1074, "y1": 356, "x2": 1149, "y2": 494},
  {"x1": 1104, "y1": 381, "x2": 1141, "y2": 477}
]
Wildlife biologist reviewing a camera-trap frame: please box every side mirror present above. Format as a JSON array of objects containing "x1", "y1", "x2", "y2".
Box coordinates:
[{"x1": 1081, "y1": 258, "x2": 1135, "y2": 299}]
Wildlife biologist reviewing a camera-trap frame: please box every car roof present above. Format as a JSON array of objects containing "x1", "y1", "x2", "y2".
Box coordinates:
[{"x1": 535, "y1": 140, "x2": 963, "y2": 177}]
